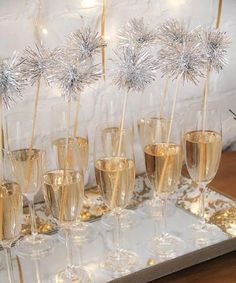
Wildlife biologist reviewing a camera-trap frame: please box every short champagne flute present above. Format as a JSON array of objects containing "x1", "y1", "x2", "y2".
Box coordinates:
[
  {"x1": 5, "y1": 112, "x2": 53, "y2": 259},
  {"x1": 51, "y1": 102, "x2": 97, "y2": 243},
  {"x1": 98, "y1": 119, "x2": 139, "y2": 230},
  {"x1": 183, "y1": 108, "x2": 222, "y2": 246},
  {"x1": 0, "y1": 150, "x2": 23, "y2": 283},
  {"x1": 43, "y1": 136, "x2": 90, "y2": 283},
  {"x1": 94, "y1": 122, "x2": 139, "y2": 276},
  {"x1": 138, "y1": 113, "x2": 171, "y2": 218},
  {"x1": 143, "y1": 117, "x2": 185, "y2": 259}
]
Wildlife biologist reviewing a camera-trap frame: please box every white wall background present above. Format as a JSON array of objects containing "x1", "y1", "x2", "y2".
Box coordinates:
[{"x1": 1, "y1": 0, "x2": 236, "y2": 186}]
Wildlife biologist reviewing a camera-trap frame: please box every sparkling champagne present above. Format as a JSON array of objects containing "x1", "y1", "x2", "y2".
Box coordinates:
[
  {"x1": 53, "y1": 137, "x2": 88, "y2": 173},
  {"x1": 43, "y1": 170, "x2": 83, "y2": 226},
  {"x1": 144, "y1": 143, "x2": 182, "y2": 194},
  {"x1": 10, "y1": 149, "x2": 42, "y2": 197},
  {"x1": 0, "y1": 182, "x2": 22, "y2": 246},
  {"x1": 95, "y1": 157, "x2": 135, "y2": 209},
  {"x1": 184, "y1": 130, "x2": 222, "y2": 184}
]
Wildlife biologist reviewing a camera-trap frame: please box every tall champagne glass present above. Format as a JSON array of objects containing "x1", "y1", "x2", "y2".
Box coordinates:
[
  {"x1": 43, "y1": 136, "x2": 90, "y2": 282},
  {"x1": 98, "y1": 119, "x2": 139, "y2": 230},
  {"x1": 51, "y1": 102, "x2": 96, "y2": 243},
  {"x1": 143, "y1": 117, "x2": 184, "y2": 259},
  {"x1": 5, "y1": 112, "x2": 53, "y2": 259},
  {"x1": 94, "y1": 122, "x2": 139, "y2": 276},
  {"x1": 183, "y1": 108, "x2": 222, "y2": 246},
  {"x1": 0, "y1": 150, "x2": 23, "y2": 283}
]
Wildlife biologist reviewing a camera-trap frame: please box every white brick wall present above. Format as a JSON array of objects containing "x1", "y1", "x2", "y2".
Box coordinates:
[{"x1": 1, "y1": 0, "x2": 236, "y2": 187}]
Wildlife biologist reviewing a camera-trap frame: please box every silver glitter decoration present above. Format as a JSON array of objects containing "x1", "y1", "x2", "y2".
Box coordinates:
[
  {"x1": 158, "y1": 37, "x2": 206, "y2": 84},
  {"x1": 21, "y1": 44, "x2": 58, "y2": 85},
  {"x1": 118, "y1": 18, "x2": 158, "y2": 48},
  {"x1": 201, "y1": 28, "x2": 230, "y2": 72},
  {"x1": 0, "y1": 53, "x2": 24, "y2": 109},
  {"x1": 113, "y1": 46, "x2": 158, "y2": 92},
  {"x1": 49, "y1": 51, "x2": 101, "y2": 101},
  {"x1": 67, "y1": 27, "x2": 106, "y2": 61},
  {"x1": 157, "y1": 18, "x2": 188, "y2": 47}
]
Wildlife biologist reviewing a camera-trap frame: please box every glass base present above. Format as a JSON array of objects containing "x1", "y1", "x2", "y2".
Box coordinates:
[
  {"x1": 16, "y1": 234, "x2": 54, "y2": 259},
  {"x1": 139, "y1": 198, "x2": 176, "y2": 219},
  {"x1": 149, "y1": 234, "x2": 185, "y2": 259},
  {"x1": 191, "y1": 222, "x2": 222, "y2": 248},
  {"x1": 101, "y1": 248, "x2": 139, "y2": 277},
  {"x1": 101, "y1": 209, "x2": 140, "y2": 230},
  {"x1": 58, "y1": 222, "x2": 98, "y2": 245},
  {"x1": 53, "y1": 266, "x2": 90, "y2": 283}
]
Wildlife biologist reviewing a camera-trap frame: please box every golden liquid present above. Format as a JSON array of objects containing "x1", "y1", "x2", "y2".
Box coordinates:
[
  {"x1": 184, "y1": 130, "x2": 222, "y2": 184},
  {"x1": 10, "y1": 149, "x2": 42, "y2": 197},
  {"x1": 138, "y1": 117, "x2": 169, "y2": 147},
  {"x1": 43, "y1": 170, "x2": 83, "y2": 226},
  {"x1": 144, "y1": 143, "x2": 182, "y2": 194},
  {"x1": 0, "y1": 182, "x2": 22, "y2": 246},
  {"x1": 53, "y1": 137, "x2": 88, "y2": 174},
  {"x1": 95, "y1": 157, "x2": 135, "y2": 209}
]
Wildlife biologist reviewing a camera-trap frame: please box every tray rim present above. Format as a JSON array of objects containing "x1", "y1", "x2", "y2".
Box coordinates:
[{"x1": 109, "y1": 237, "x2": 236, "y2": 283}]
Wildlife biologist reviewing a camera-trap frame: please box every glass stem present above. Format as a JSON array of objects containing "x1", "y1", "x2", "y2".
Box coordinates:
[
  {"x1": 34, "y1": 259, "x2": 42, "y2": 283},
  {"x1": 161, "y1": 196, "x2": 167, "y2": 236},
  {"x1": 199, "y1": 183, "x2": 206, "y2": 227},
  {"x1": 114, "y1": 210, "x2": 122, "y2": 251},
  {"x1": 28, "y1": 197, "x2": 37, "y2": 236},
  {"x1": 4, "y1": 247, "x2": 14, "y2": 283},
  {"x1": 65, "y1": 229, "x2": 73, "y2": 270}
]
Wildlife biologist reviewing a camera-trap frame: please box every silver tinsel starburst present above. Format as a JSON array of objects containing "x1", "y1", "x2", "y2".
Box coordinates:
[
  {"x1": 49, "y1": 51, "x2": 101, "y2": 101},
  {"x1": 118, "y1": 18, "x2": 158, "y2": 48},
  {"x1": 67, "y1": 27, "x2": 106, "y2": 61},
  {"x1": 0, "y1": 53, "x2": 24, "y2": 109},
  {"x1": 158, "y1": 38, "x2": 206, "y2": 84},
  {"x1": 201, "y1": 28, "x2": 230, "y2": 72},
  {"x1": 114, "y1": 46, "x2": 158, "y2": 92},
  {"x1": 157, "y1": 18, "x2": 188, "y2": 47},
  {"x1": 21, "y1": 44, "x2": 58, "y2": 85}
]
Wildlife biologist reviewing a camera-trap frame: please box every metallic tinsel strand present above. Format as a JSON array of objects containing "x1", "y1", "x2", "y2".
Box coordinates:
[
  {"x1": 0, "y1": 52, "x2": 24, "y2": 109},
  {"x1": 158, "y1": 37, "x2": 206, "y2": 84},
  {"x1": 118, "y1": 18, "x2": 158, "y2": 48},
  {"x1": 201, "y1": 28, "x2": 230, "y2": 72},
  {"x1": 21, "y1": 44, "x2": 59, "y2": 85},
  {"x1": 67, "y1": 27, "x2": 106, "y2": 61},
  {"x1": 49, "y1": 50, "x2": 101, "y2": 101},
  {"x1": 157, "y1": 18, "x2": 188, "y2": 47},
  {"x1": 113, "y1": 46, "x2": 158, "y2": 92}
]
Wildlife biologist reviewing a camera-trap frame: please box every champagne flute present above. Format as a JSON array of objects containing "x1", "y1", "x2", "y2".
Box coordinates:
[
  {"x1": 183, "y1": 108, "x2": 222, "y2": 246},
  {"x1": 43, "y1": 135, "x2": 90, "y2": 282},
  {"x1": 51, "y1": 102, "x2": 97, "y2": 244},
  {"x1": 137, "y1": 112, "x2": 173, "y2": 218},
  {"x1": 0, "y1": 150, "x2": 23, "y2": 283},
  {"x1": 5, "y1": 112, "x2": 53, "y2": 259},
  {"x1": 94, "y1": 122, "x2": 139, "y2": 276},
  {"x1": 143, "y1": 117, "x2": 184, "y2": 259},
  {"x1": 99, "y1": 119, "x2": 140, "y2": 230}
]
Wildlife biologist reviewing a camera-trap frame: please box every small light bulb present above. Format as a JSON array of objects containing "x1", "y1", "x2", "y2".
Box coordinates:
[{"x1": 42, "y1": 28, "x2": 48, "y2": 35}]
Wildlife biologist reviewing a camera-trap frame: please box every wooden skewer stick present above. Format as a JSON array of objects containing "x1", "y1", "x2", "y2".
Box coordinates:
[
  {"x1": 160, "y1": 78, "x2": 169, "y2": 118},
  {"x1": 25, "y1": 77, "x2": 41, "y2": 193},
  {"x1": 111, "y1": 90, "x2": 129, "y2": 208},
  {"x1": 101, "y1": 0, "x2": 106, "y2": 81},
  {"x1": 215, "y1": 0, "x2": 223, "y2": 29},
  {"x1": 59, "y1": 99, "x2": 71, "y2": 223},
  {"x1": 73, "y1": 94, "x2": 80, "y2": 138},
  {"x1": 158, "y1": 76, "x2": 181, "y2": 193},
  {"x1": 0, "y1": 98, "x2": 3, "y2": 183}
]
